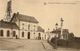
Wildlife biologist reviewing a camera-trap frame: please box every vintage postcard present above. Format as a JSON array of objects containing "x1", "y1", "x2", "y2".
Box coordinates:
[{"x1": 0, "y1": 0, "x2": 80, "y2": 51}]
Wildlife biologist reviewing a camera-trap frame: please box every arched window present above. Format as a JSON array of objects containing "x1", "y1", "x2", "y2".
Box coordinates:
[
  {"x1": 13, "y1": 31, "x2": 16, "y2": 37},
  {"x1": 0, "y1": 30, "x2": 3, "y2": 36},
  {"x1": 7, "y1": 30, "x2": 10, "y2": 37},
  {"x1": 22, "y1": 32, "x2": 24, "y2": 37},
  {"x1": 28, "y1": 32, "x2": 30, "y2": 39}
]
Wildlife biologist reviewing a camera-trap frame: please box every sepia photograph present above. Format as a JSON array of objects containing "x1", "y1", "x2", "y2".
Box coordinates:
[{"x1": 0, "y1": 0, "x2": 80, "y2": 51}]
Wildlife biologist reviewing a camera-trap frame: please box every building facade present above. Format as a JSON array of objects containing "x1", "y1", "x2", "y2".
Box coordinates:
[
  {"x1": 47, "y1": 28, "x2": 69, "y2": 41},
  {"x1": 0, "y1": 20, "x2": 19, "y2": 39},
  {"x1": 0, "y1": 12, "x2": 45, "y2": 40},
  {"x1": 0, "y1": 0, "x2": 46, "y2": 40}
]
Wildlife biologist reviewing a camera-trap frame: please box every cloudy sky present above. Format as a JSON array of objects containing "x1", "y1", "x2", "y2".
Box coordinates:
[{"x1": 0, "y1": 0, "x2": 80, "y2": 37}]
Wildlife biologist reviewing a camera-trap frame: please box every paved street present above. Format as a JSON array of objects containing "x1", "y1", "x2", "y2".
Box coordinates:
[{"x1": 0, "y1": 38, "x2": 80, "y2": 51}]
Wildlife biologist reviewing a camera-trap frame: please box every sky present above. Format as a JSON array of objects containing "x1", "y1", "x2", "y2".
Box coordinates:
[{"x1": 0, "y1": 0, "x2": 80, "y2": 37}]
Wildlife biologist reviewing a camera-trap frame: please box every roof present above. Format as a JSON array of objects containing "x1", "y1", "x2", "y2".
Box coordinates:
[
  {"x1": 37, "y1": 26, "x2": 44, "y2": 32},
  {"x1": 0, "y1": 20, "x2": 19, "y2": 29},
  {"x1": 11, "y1": 13, "x2": 39, "y2": 23}
]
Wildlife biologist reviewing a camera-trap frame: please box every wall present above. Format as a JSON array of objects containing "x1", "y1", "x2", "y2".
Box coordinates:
[
  {"x1": 11, "y1": 19, "x2": 45, "y2": 40},
  {"x1": 19, "y1": 21, "x2": 38, "y2": 31},
  {"x1": 19, "y1": 21, "x2": 39, "y2": 39},
  {"x1": 0, "y1": 28, "x2": 19, "y2": 39}
]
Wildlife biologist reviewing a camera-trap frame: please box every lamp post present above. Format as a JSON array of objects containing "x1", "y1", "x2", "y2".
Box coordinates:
[
  {"x1": 55, "y1": 23, "x2": 58, "y2": 49},
  {"x1": 60, "y1": 18, "x2": 64, "y2": 39}
]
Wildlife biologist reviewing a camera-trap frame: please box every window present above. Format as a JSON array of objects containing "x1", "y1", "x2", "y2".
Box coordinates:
[
  {"x1": 38, "y1": 33, "x2": 41, "y2": 37},
  {"x1": 34, "y1": 25, "x2": 36, "y2": 31},
  {"x1": 34, "y1": 33, "x2": 35, "y2": 34},
  {"x1": 22, "y1": 23, "x2": 24, "y2": 25},
  {"x1": 34, "y1": 25, "x2": 36, "y2": 27},
  {"x1": 0, "y1": 30, "x2": 3, "y2": 36},
  {"x1": 22, "y1": 23, "x2": 24, "y2": 29},
  {"x1": 7, "y1": 30, "x2": 10, "y2": 37},
  {"x1": 28, "y1": 24, "x2": 30, "y2": 30},
  {"x1": 13, "y1": 31, "x2": 16, "y2": 37},
  {"x1": 22, "y1": 32, "x2": 24, "y2": 37}
]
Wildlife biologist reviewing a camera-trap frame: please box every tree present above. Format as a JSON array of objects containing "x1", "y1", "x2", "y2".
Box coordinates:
[{"x1": 68, "y1": 33, "x2": 74, "y2": 40}]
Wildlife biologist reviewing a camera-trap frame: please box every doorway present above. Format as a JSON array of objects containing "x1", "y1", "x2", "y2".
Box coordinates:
[
  {"x1": 38, "y1": 33, "x2": 41, "y2": 40},
  {"x1": 28, "y1": 32, "x2": 30, "y2": 39}
]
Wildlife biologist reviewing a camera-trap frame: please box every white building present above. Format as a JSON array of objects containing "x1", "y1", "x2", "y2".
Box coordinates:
[
  {"x1": 0, "y1": 20, "x2": 19, "y2": 39},
  {"x1": 0, "y1": 12, "x2": 45, "y2": 40},
  {"x1": 0, "y1": 0, "x2": 46, "y2": 40}
]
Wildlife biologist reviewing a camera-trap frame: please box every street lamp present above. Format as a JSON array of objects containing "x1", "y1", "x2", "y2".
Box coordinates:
[
  {"x1": 55, "y1": 23, "x2": 58, "y2": 49},
  {"x1": 60, "y1": 18, "x2": 64, "y2": 39}
]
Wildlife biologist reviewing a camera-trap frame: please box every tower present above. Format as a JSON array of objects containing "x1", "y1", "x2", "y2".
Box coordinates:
[{"x1": 6, "y1": 0, "x2": 12, "y2": 22}]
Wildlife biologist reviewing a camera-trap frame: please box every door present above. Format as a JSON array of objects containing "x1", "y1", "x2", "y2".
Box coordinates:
[
  {"x1": 28, "y1": 32, "x2": 30, "y2": 39},
  {"x1": 38, "y1": 33, "x2": 41, "y2": 40}
]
